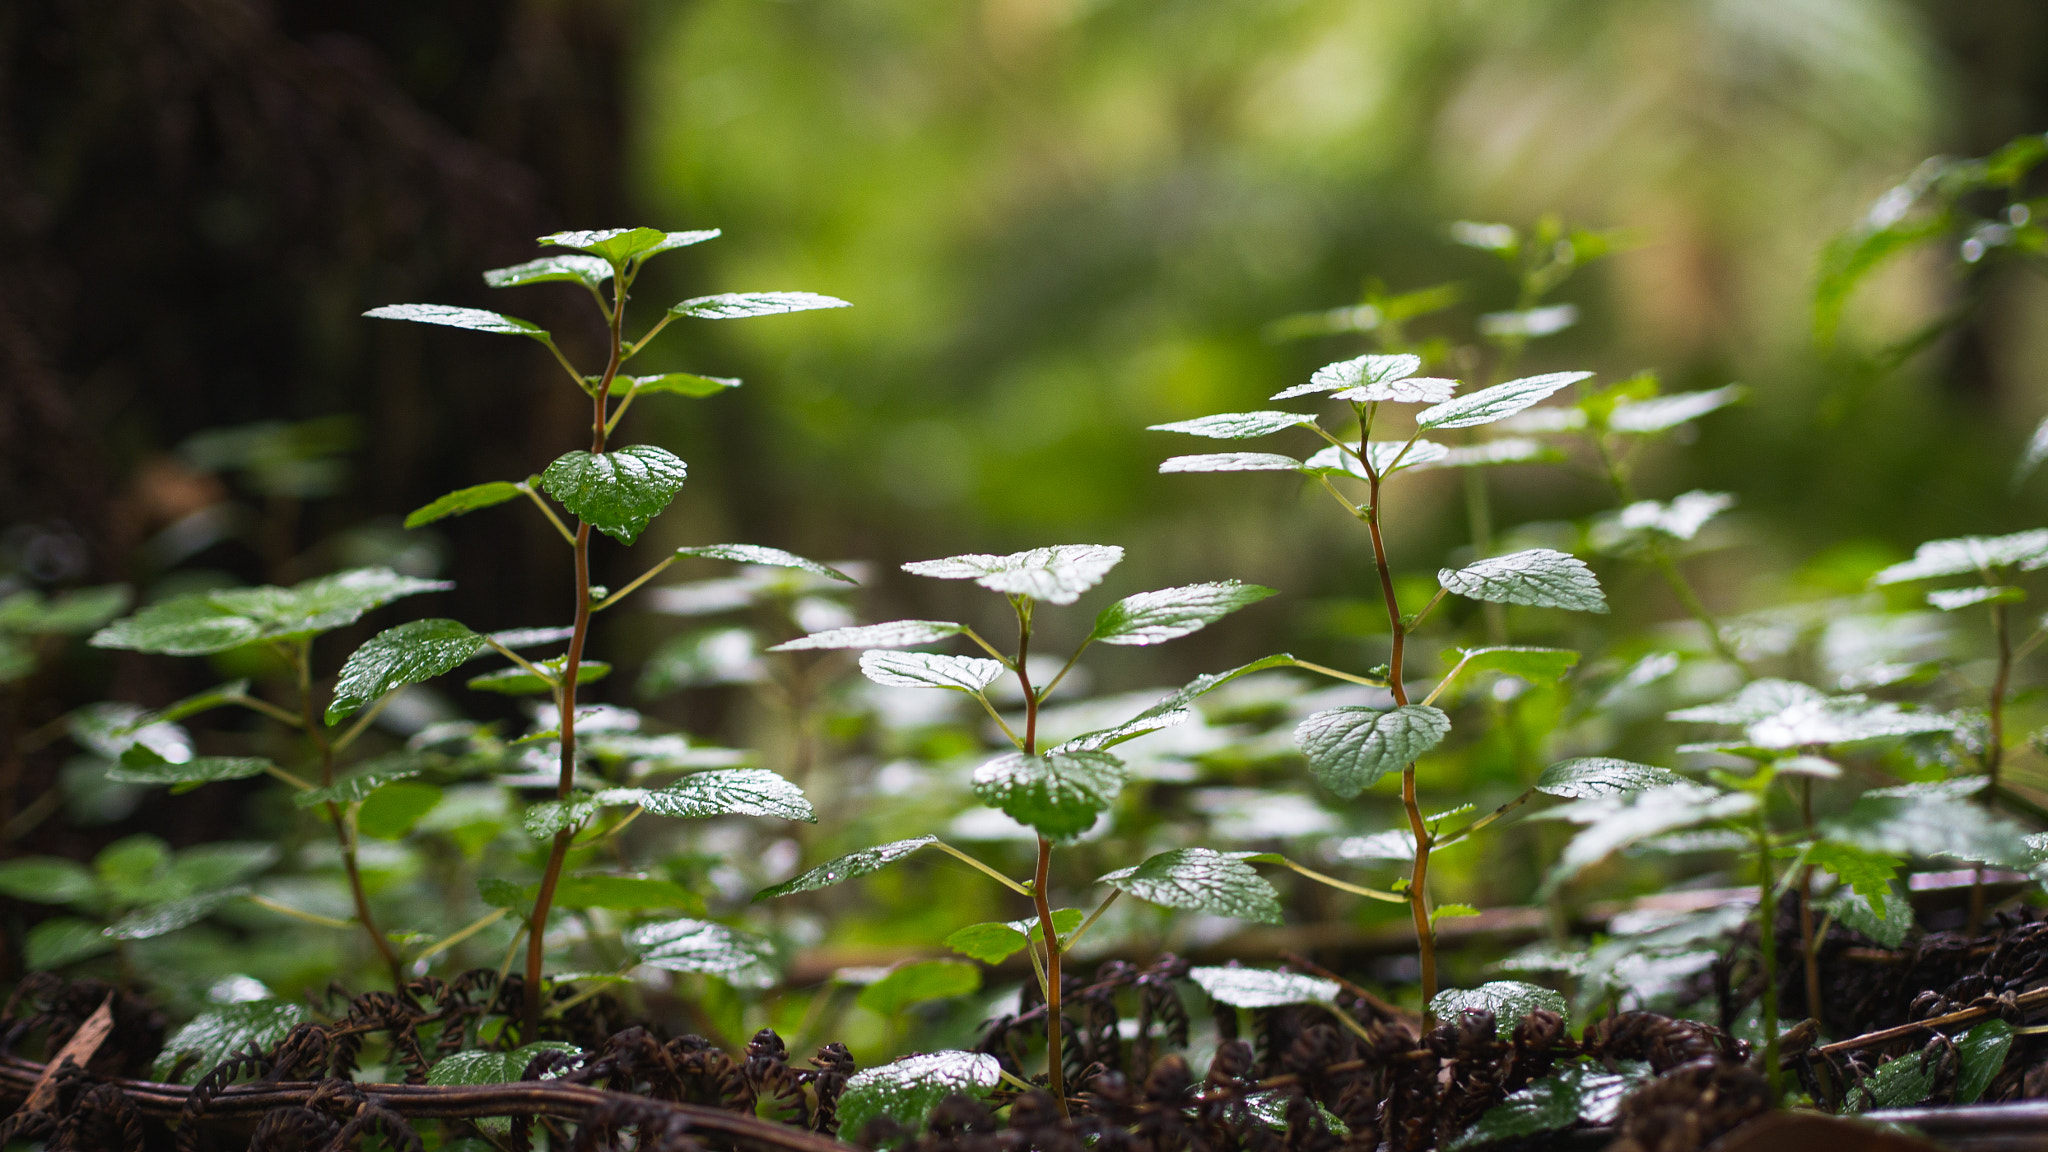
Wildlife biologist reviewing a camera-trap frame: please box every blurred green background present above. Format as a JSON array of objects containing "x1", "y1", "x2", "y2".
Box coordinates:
[{"x1": 7, "y1": 0, "x2": 2048, "y2": 1035}]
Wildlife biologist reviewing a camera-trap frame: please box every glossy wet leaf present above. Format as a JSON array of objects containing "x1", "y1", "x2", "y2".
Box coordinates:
[
  {"x1": 1535, "y1": 758, "x2": 1688, "y2": 799},
  {"x1": 903, "y1": 544, "x2": 1124, "y2": 605},
  {"x1": 105, "y1": 754, "x2": 272, "y2": 793},
  {"x1": 641, "y1": 769, "x2": 815, "y2": 822},
  {"x1": 859, "y1": 650, "x2": 1005, "y2": 693},
  {"x1": 541, "y1": 445, "x2": 687, "y2": 544},
  {"x1": 1873, "y1": 529, "x2": 2048, "y2": 584},
  {"x1": 1927, "y1": 586, "x2": 2023, "y2": 611},
  {"x1": 364, "y1": 303, "x2": 548, "y2": 339},
  {"x1": 673, "y1": 543, "x2": 855, "y2": 583},
  {"x1": 837, "y1": 1052, "x2": 1002, "y2": 1147},
  {"x1": 756, "y1": 837, "x2": 938, "y2": 900},
  {"x1": 1272, "y1": 353, "x2": 1422, "y2": 400},
  {"x1": 26, "y1": 918, "x2": 114, "y2": 970},
  {"x1": 1443, "y1": 646, "x2": 1580, "y2": 685},
  {"x1": 1542, "y1": 786, "x2": 1759, "y2": 894},
  {"x1": 293, "y1": 757, "x2": 427, "y2": 807},
  {"x1": 428, "y1": 1042, "x2": 583, "y2": 1086},
  {"x1": 972, "y1": 749, "x2": 1126, "y2": 838},
  {"x1": 623, "y1": 372, "x2": 742, "y2": 398},
  {"x1": 1431, "y1": 981, "x2": 1570, "y2": 1029},
  {"x1": 943, "y1": 908, "x2": 1084, "y2": 963},
  {"x1": 1606, "y1": 385, "x2": 1745, "y2": 434},
  {"x1": 539, "y1": 226, "x2": 715, "y2": 264},
  {"x1": 1955, "y1": 1020, "x2": 2014, "y2": 1104},
  {"x1": 668, "y1": 291, "x2": 851, "y2": 319},
  {"x1": 1159, "y1": 452, "x2": 1303, "y2": 473},
  {"x1": 0, "y1": 858, "x2": 97, "y2": 906},
  {"x1": 1295, "y1": 705, "x2": 1450, "y2": 798},
  {"x1": 1446, "y1": 1060, "x2": 1646, "y2": 1150},
  {"x1": 1189, "y1": 966, "x2": 1338, "y2": 1008},
  {"x1": 89, "y1": 597, "x2": 262, "y2": 655},
  {"x1": 767, "y1": 620, "x2": 965, "y2": 652},
  {"x1": 1826, "y1": 793, "x2": 2032, "y2": 868},
  {"x1": 628, "y1": 918, "x2": 777, "y2": 987},
  {"x1": 1099, "y1": 847, "x2": 1283, "y2": 923},
  {"x1": 1050, "y1": 707, "x2": 1192, "y2": 754},
  {"x1": 858, "y1": 960, "x2": 982, "y2": 1016},
  {"x1": 482, "y1": 254, "x2": 611, "y2": 289},
  {"x1": 1417, "y1": 372, "x2": 1593, "y2": 430},
  {"x1": 404, "y1": 482, "x2": 524, "y2": 529},
  {"x1": 1090, "y1": 581, "x2": 1276, "y2": 646},
  {"x1": 153, "y1": 1001, "x2": 311, "y2": 1082},
  {"x1": 524, "y1": 798, "x2": 599, "y2": 839},
  {"x1": 327, "y1": 619, "x2": 486, "y2": 723},
  {"x1": 1148, "y1": 411, "x2": 1316, "y2": 439},
  {"x1": 466, "y1": 655, "x2": 610, "y2": 695},
  {"x1": 1439, "y1": 549, "x2": 1607, "y2": 613},
  {"x1": 91, "y1": 568, "x2": 449, "y2": 654}
]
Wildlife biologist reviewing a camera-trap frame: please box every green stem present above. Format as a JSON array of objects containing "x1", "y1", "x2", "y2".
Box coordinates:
[
  {"x1": 1755, "y1": 814, "x2": 1782, "y2": 1104},
  {"x1": 1011, "y1": 602, "x2": 1068, "y2": 1117},
  {"x1": 519, "y1": 483, "x2": 578, "y2": 547},
  {"x1": 298, "y1": 641, "x2": 404, "y2": 991},
  {"x1": 592, "y1": 554, "x2": 676, "y2": 612},
  {"x1": 1062, "y1": 890, "x2": 1120, "y2": 951},
  {"x1": 1263, "y1": 857, "x2": 1406, "y2": 904},
  {"x1": 930, "y1": 840, "x2": 1032, "y2": 897}
]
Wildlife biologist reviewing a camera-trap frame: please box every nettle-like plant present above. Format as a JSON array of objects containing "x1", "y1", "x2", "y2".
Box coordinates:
[
  {"x1": 753, "y1": 544, "x2": 1292, "y2": 1111},
  {"x1": 83, "y1": 226, "x2": 854, "y2": 1034}
]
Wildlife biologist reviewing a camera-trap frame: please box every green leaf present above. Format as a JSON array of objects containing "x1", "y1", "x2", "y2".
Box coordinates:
[
  {"x1": 640, "y1": 769, "x2": 816, "y2": 822},
  {"x1": 859, "y1": 650, "x2": 1005, "y2": 692},
  {"x1": 152, "y1": 1001, "x2": 310, "y2": 1082},
  {"x1": 1272, "y1": 352, "x2": 1423, "y2": 400},
  {"x1": 482, "y1": 254, "x2": 612, "y2": 289},
  {"x1": 106, "y1": 887, "x2": 249, "y2": 940},
  {"x1": 0, "y1": 585, "x2": 132, "y2": 635},
  {"x1": 1928, "y1": 586, "x2": 2024, "y2": 611},
  {"x1": 544, "y1": 875, "x2": 698, "y2": 910},
  {"x1": 943, "y1": 922, "x2": 1032, "y2": 965},
  {"x1": 404, "y1": 482, "x2": 524, "y2": 529},
  {"x1": 105, "y1": 754, "x2": 272, "y2": 793},
  {"x1": 1829, "y1": 884, "x2": 1915, "y2": 948},
  {"x1": 837, "y1": 1052, "x2": 1002, "y2": 1147},
  {"x1": 1443, "y1": 646, "x2": 1579, "y2": 684},
  {"x1": 293, "y1": 756, "x2": 427, "y2": 807},
  {"x1": 1423, "y1": 438, "x2": 1564, "y2": 469},
  {"x1": 1439, "y1": 549, "x2": 1608, "y2": 613},
  {"x1": 1873, "y1": 529, "x2": 2048, "y2": 584},
  {"x1": 1956, "y1": 1020, "x2": 2014, "y2": 1104},
  {"x1": 1446, "y1": 1060, "x2": 1647, "y2": 1150},
  {"x1": 1147, "y1": 411, "x2": 1316, "y2": 439},
  {"x1": 1668, "y1": 678, "x2": 1825, "y2": 724},
  {"x1": 857, "y1": 960, "x2": 982, "y2": 1016},
  {"x1": 1294, "y1": 705, "x2": 1451, "y2": 798},
  {"x1": 1416, "y1": 372, "x2": 1593, "y2": 430},
  {"x1": 755, "y1": 836, "x2": 938, "y2": 900},
  {"x1": 627, "y1": 917, "x2": 777, "y2": 987},
  {"x1": 427, "y1": 1042, "x2": 583, "y2": 1086},
  {"x1": 1304, "y1": 440, "x2": 1452, "y2": 478},
  {"x1": 766, "y1": 620, "x2": 966, "y2": 652},
  {"x1": 1050, "y1": 707, "x2": 1192, "y2": 754},
  {"x1": 902, "y1": 544, "x2": 1124, "y2": 605},
  {"x1": 622, "y1": 372, "x2": 742, "y2": 399},
  {"x1": 169, "y1": 842, "x2": 278, "y2": 891},
  {"x1": 971, "y1": 749, "x2": 1126, "y2": 838},
  {"x1": 1431, "y1": 981, "x2": 1570, "y2": 1029},
  {"x1": 524, "y1": 797, "x2": 598, "y2": 839},
  {"x1": 95, "y1": 568, "x2": 451, "y2": 654},
  {"x1": 1099, "y1": 848, "x2": 1283, "y2": 924},
  {"x1": 1615, "y1": 492, "x2": 1735, "y2": 541},
  {"x1": 538, "y1": 226, "x2": 715, "y2": 265},
  {"x1": 26, "y1": 918, "x2": 114, "y2": 970},
  {"x1": 1089, "y1": 581, "x2": 1277, "y2": 646},
  {"x1": 541, "y1": 445, "x2": 688, "y2": 544},
  {"x1": 1159, "y1": 452, "x2": 1303, "y2": 473},
  {"x1": 1801, "y1": 841, "x2": 1903, "y2": 916},
  {"x1": 466, "y1": 655, "x2": 610, "y2": 695},
  {"x1": 327, "y1": 619, "x2": 487, "y2": 723},
  {"x1": 88, "y1": 596, "x2": 263, "y2": 655},
  {"x1": 0, "y1": 858, "x2": 97, "y2": 906},
  {"x1": 1188, "y1": 966, "x2": 1338, "y2": 1008},
  {"x1": 1826, "y1": 793, "x2": 2033, "y2": 869},
  {"x1": 673, "y1": 543, "x2": 856, "y2": 583},
  {"x1": 1433, "y1": 904, "x2": 1481, "y2": 925},
  {"x1": 668, "y1": 291, "x2": 851, "y2": 319},
  {"x1": 1607, "y1": 385, "x2": 1745, "y2": 434},
  {"x1": 1850, "y1": 1047, "x2": 1940, "y2": 1112},
  {"x1": 0, "y1": 634, "x2": 29, "y2": 682},
  {"x1": 1542, "y1": 786, "x2": 1758, "y2": 894},
  {"x1": 1535, "y1": 758, "x2": 1688, "y2": 799},
  {"x1": 357, "y1": 781, "x2": 442, "y2": 839},
  {"x1": 364, "y1": 303, "x2": 549, "y2": 340}
]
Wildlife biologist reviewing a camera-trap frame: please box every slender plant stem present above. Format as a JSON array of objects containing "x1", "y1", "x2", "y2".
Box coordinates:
[
  {"x1": 591, "y1": 553, "x2": 676, "y2": 612},
  {"x1": 1798, "y1": 778, "x2": 1822, "y2": 1027},
  {"x1": 1360, "y1": 441, "x2": 1437, "y2": 1020},
  {"x1": 298, "y1": 641, "x2": 404, "y2": 990},
  {"x1": 1265, "y1": 857, "x2": 1406, "y2": 903},
  {"x1": 930, "y1": 840, "x2": 1032, "y2": 897},
  {"x1": 525, "y1": 260, "x2": 628, "y2": 1035},
  {"x1": 246, "y1": 894, "x2": 355, "y2": 930},
  {"x1": 1011, "y1": 604, "x2": 1068, "y2": 1116},
  {"x1": 1063, "y1": 890, "x2": 1120, "y2": 951}
]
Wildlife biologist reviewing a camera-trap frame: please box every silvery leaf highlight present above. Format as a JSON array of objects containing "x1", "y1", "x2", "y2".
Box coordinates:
[
  {"x1": 1098, "y1": 848, "x2": 1283, "y2": 923},
  {"x1": 1160, "y1": 453, "x2": 1303, "y2": 473},
  {"x1": 1295, "y1": 705, "x2": 1451, "y2": 798},
  {"x1": 1616, "y1": 491, "x2": 1734, "y2": 541},
  {"x1": 859, "y1": 650, "x2": 1006, "y2": 692},
  {"x1": 1088, "y1": 581, "x2": 1276, "y2": 646},
  {"x1": 1190, "y1": 967, "x2": 1339, "y2": 1008},
  {"x1": 1872, "y1": 529, "x2": 2048, "y2": 584},
  {"x1": 1417, "y1": 371, "x2": 1593, "y2": 430},
  {"x1": 1147, "y1": 411, "x2": 1316, "y2": 439},
  {"x1": 767, "y1": 620, "x2": 965, "y2": 651},
  {"x1": 902, "y1": 544, "x2": 1123, "y2": 605},
  {"x1": 1439, "y1": 549, "x2": 1608, "y2": 613},
  {"x1": 1272, "y1": 353, "x2": 1422, "y2": 400},
  {"x1": 1607, "y1": 385, "x2": 1745, "y2": 434}
]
